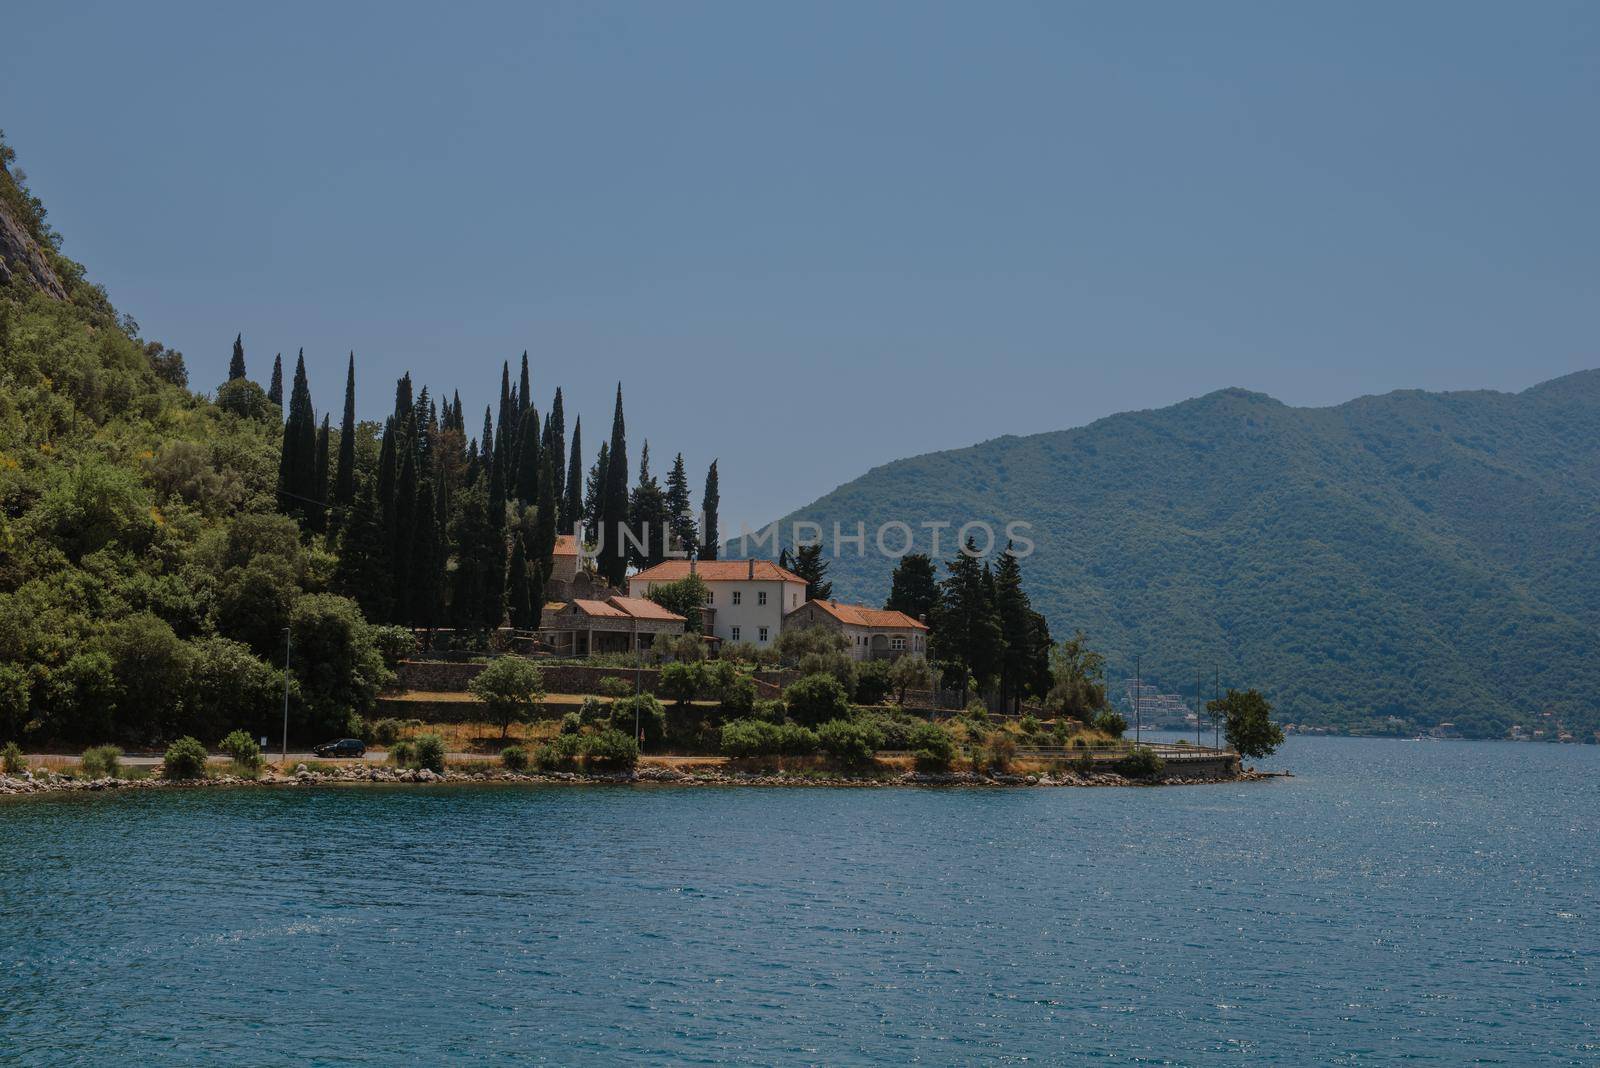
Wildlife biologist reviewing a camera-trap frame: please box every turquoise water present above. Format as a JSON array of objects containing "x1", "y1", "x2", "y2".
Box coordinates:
[{"x1": 2, "y1": 737, "x2": 1596, "y2": 1064}]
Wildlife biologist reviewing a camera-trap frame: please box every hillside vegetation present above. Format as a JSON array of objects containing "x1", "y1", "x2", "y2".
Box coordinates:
[{"x1": 755, "y1": 376, "x2": 1600, "y2": 738}]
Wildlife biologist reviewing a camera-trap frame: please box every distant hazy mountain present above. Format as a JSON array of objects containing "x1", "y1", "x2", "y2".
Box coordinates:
[{"x1": 746, "y1": 373, "x2": 1600, "y2": 738}]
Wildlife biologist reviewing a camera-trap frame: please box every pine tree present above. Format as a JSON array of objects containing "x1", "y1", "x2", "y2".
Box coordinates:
[
  {"x1": 563, "y1": 416, "x2": 582, "y2": 533},
  {"x1": 267, "y1": 353, "x2": 283, "y2": 407},
  {"x1": 886, "y1": 552, "x2": 940, "y2": 622},
  {"x1": 789, "y1": 544, "x2": 833, "y2": 601},
  {"x1": 584, "y1": 441, "x2": 608, "y2": 544},
  {"x1": 515, "y1": 407, "x2": 541, "y2": 508},
  {"x1": 700, "y1": 460, "x2": 720, "y2": 560},
  {"x1": 228, "y1": 333, "x2": 247, "y2": 381},
  {"x1": 333, "y1": 352, "x2": 357, "y2": 526},
  {"x1": 311, "y1": 414, "x2": 331, "y2": 534},
  {"x1": 335, "y1": 477, "x2": 392, "y2": 622},
  {"x1": 933, "y1": 538, "x2": 1003, "y2": 705},
  {"x1": 993, "y1": 543, "x2": 1034, "y2": 713},
  {"x1": 276, "y1": 350, "x2": 318, "y2": 527},
  {"x1": 665, "y1": 452, "x2": 697, "y2": 558},
  {"x1": 599, "y1": 384, "x2": 631, "y2": 585},
  {"x1": 629, "y1": 441, "x2": 670, "y2": 566}
]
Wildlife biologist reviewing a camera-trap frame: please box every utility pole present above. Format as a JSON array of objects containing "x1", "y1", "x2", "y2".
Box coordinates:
[
  {"x1": 281, "y1": 625, "x2": 292, "y2": 767},
  {"x1": 1134, "y1": 654, "x2": 1142, "y2": 745},
  {"x1": 1196, "y1": 671, "x2": 1204, "y2": 747},
  {"x1": 1213, "y1": 665, "x2": 1221, "y2": 750}
]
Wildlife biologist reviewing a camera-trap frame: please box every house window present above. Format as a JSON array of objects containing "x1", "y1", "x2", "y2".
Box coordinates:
[
  {"x1": 758, "y1": 626, "x2": 769, "y2": 643},
  {"x1": 892, "y1": 637, "x2": 906, "y2": 651},
  {"x1": 791, "y1": 593, "x2": 797, "y2": 607},
  {"x1": 707, "y1": 591, "x2": 714, "y2": 605},
  {"x1": 731, "y1": 591, "x2": 742, "y2": 606},
  {"x1": 730, "y1": 626, "x2": 741, "y2": 641},
  {"x1": 757, "y1": 591, "x2": 767, "y2": 606}
]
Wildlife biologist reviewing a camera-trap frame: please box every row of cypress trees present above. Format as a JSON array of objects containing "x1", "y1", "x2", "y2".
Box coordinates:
[{"x1": 248, "y1": 339, "x2": 722, "y2": 632}]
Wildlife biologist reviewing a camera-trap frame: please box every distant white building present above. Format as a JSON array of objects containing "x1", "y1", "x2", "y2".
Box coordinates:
[
  {"x1": 627, "y1": 559, "x2": 806, "y2": 648},
  {"x1": 782, "y1": 599, "x2": 929, "y2": 661}
]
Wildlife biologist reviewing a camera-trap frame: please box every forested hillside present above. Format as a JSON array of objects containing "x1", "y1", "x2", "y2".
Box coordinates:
[{"x1": 754, "y1": 375, "x2": 1600, "y2": 738}]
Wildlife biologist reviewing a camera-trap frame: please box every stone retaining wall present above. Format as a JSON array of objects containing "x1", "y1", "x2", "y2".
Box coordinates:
[{"x1": 391, "y1": 659, "x2": 796, "y2": 699}]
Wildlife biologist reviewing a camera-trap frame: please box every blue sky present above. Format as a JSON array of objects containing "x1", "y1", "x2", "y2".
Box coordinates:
[{"x1": 4, "y1": 1, "x2": 1596, "y2": 525}]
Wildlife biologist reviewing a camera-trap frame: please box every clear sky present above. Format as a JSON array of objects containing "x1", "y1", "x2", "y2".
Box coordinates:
[{"x1": 4, "y1": 1, "x2": 1596, "y2": 526}]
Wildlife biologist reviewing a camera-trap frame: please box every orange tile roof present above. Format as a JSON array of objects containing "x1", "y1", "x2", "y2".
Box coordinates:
[
  {"x1": 554, "y1": 534, "x2": 580, "y2": 557},
  {"x1": 569, "y1": 598, "x2": 628, "y2": 619},
  {"x1": 792, "y1": 599, "x2": 929, "y2": 630},
  {"x1": 606, "y1": 596, "x2": 685, "y2": 622},
  {"x1": 630, "y1": 559, "x2": 806, "y2": 585}
]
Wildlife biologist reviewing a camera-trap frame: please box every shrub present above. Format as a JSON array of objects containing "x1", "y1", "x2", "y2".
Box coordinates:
[
  {"x1": 80, "y1": 744, "x2": 122, "y2": 778},
  {"x1": 817, "y1": 718, "x2": 885, "y2": 766},
  {"x1": 582, "y1": 728, "x2": 639, "y2": 770},
  {"x1": 658, "y1": 661, "x2": 704, "y2": 706},
  {"x1": 976, "y1": 731, "x2": 1017, "y2": 775},
  {"x1": 162, "y1": 736, "x2": 209, "y2": 780},
  {"x1": 909, "y1": 723, "x2": 956, "y2": 772},
  {"x1": 965, "y1": 699, "x2": 990, "y2": 722},
  {"x1": 412, "y1": 734, "x2": 446, "y2": 773},
  {"x1": 372, "y1": 625, "x2": 418, "y2": 667},
  {"x1": 784, "y1": 673, "x2": 851, "y2": 727},
  {"x1": 596, "y1": 676, "x2": 634, "y2": 698},
  {"x1": 861, "y1": 709, "x2": 919, "y2": 749},
  {"x1": 369, "y1": 718, "x2": 404, "y2": 746},
  {"x1": 500, "y1": 745, "x2": 529, "y2": 772},
  {"x1": 219, "y1": 730, "x2": 263, "y2": 773},
  {"x1": 1114, "y1": 746, "x2": 1165, "y2": 780},
  {"x1": 854, "y1": 659, "x2": 894, "y2": 705},
  {"x1": 1020, "y1": 714, "x2": 1042, "y2": 737},
  {"x1": 610, "y1": 694, "x2": 666, "y2": 748},
  {"x1": 720, "y1": 718, "x2": 778, "y2": 758},
  {"x1": 535, "y1": 733, "x2": 582, "y2": 770},
  {"x1": 719, "y1": 673, "x2": 757, "y2": 717},
  {"x1": 560, "y1": 711, "x2": 583, "y2": 735},
  {"x1": 389, "y1": 740, "x2": 416, "y2": 766},
  {"x1": 750, "y1": 698, "x2": 786, "y2": 724},
  {"x1": 1094, "y1": 711, "x2": 1128, "y2": 738}
]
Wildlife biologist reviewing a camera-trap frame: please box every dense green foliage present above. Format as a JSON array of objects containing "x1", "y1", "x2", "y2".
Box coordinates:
[
  {"x1": 467, "y1": 657, "x2": 546, "y2": 738},
  {"x1": 161, "y1": 736, "x2": 208, "y2": 779},
  {"x1": 761, "y1": 378, "x2": 1600, "y2": 738},
  {"x1": 1211, "y1": 688, "x2": 1285, "y2": 759}
]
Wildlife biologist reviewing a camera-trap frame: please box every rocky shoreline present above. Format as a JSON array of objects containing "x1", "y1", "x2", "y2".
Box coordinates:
[{"x1": 0, "y1": 762, "x2": 1257, "y2": 797}]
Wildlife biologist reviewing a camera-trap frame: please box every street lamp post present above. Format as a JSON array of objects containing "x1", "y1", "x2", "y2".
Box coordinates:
[
  {"x1": 281, "y1": 625, "x2": 292, "y2": 767},
  {"x1": 1134, "y1": 654, "x2": 1142, "y2": 746}
]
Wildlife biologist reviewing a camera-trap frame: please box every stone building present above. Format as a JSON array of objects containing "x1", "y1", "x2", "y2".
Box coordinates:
[{"x1": 782, "y1": 599, "x2": 929, "y2": 661}]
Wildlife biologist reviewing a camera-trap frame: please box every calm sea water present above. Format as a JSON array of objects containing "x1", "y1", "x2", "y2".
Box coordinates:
[{"x1": 2, "y1": 736, "x2": 1596, "y2": 1065}]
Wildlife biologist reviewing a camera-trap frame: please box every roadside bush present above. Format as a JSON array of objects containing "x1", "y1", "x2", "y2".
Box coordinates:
[
  {"x1": 909, "y1": 723, "x2": 956, "y2": 772},
  {"x1": 750, "y1": 698, "x2": 786, "y2": 724},
  {"x1": 389, "y1": 740, "x2": 416, "y2": 766},
  {"x1": 861, "y1": 708, "x2": 919, "y2": 749},
  {"x1": 79, "y1": 744, "x2": 122, "y2": 778},
  {"x1": 577, "y1": 696, "x2": 608, "y2": 726},
  {"x1": 535, "y1": 733, "x2": 582, "y2": 770},
  {"x1": 964, "y1": 699, "x2": 990, "y2": 722},
  {"x1": 719, "y1": 719, "x2": 819, "y2": 757},
  {"x1": 854, "y1": 659, "x2": 894, "y2": 705},
  {"x1": 1114, "y1": 746, "x2": 1165, "y2": 780},
  {"x1": 560, "y1": 711, "x2": 583, "y2": 735},
  {"x1": 596, "y1": 676, "x2": 634, "y2": 698},
  {"x1": 719, "y1": 673, "x2": 757, "y2": 717},
  {"x1": 369, "y1": 717, "x2": 404, "y2": 746},
  {"x1": 610, "y1": 694, "x2": 666, "y2": 748},
  {"x1": 817, "y1": 718, "x2": 885, "y2": 766},
  {"x1": 2, "y1": 742, "x2": 26, "y2": 774},
  {"x1": 1020, "y1": 714, "x2": 1042, "y2": 737},
  {"x1": 412, "y1": 734, "x2": 446, "y2": 773},
  {"x1": 162, "y1": 736, "x2": 209, "y2": 779},
  {"x1": 582, "y1": 728, "x2": 639, "y2": 770},
  {"x1": 784, "y1": 673, "x2": 851, "y2": 727},
  {"x1": 219, "y1": 730, "x2": 263, "y2": 774},
  {"x1": 500, "y1": 745, "x2": 529, "y2": 772},
  {"x1": 1094, "y1": 711, "x2": 1128, "y2": 739},
  {"x1": 975, "y1": 731, "x2": 1017, "y2": 775}
]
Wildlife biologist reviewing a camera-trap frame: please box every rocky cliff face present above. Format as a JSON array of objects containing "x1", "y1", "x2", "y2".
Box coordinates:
[{"x1": 0, "y1": 172, "x2": 68, "y2": 300}]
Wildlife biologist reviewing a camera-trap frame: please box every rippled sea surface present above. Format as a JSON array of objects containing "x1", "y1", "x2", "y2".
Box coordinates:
[{"x1": 2, "y1": 736, "x2": 1597, "y2": 1064}]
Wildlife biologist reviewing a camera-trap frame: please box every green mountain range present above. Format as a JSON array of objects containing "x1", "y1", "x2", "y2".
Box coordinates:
[{"x1": 753, "y1": 375, "x2": 1600, "y2": 738}]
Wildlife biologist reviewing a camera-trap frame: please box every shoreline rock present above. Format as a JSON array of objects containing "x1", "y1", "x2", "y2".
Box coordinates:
[{"x1": 0, "y1": 764, "x2": 1258, "y2": 798}]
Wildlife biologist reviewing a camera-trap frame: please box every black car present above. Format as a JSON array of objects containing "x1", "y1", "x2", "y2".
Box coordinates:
[{"x1": 312, "y1": 738, "x2": 367, "y2": 758}]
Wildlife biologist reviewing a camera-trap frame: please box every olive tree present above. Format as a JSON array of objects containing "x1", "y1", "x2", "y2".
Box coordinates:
[{"x1": 468, "y1": 657, "x2": 547, "y2": 738}]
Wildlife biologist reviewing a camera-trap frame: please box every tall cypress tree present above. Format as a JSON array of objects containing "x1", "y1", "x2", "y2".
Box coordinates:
[
  {"x1": 507, "y1": 536, "x2": 533, "y2": 628},
  {"x1": 533, "y1": 449, "x2": 559, "y2": 570},
  {"x1": 563, "y1": 416, "x2": 582, "y2": 533},
  {"x1": 515, "y1": 407, "x2": 541, "y2": 508},
  {"x1": 993, "y1": 542, "x2": 1034, "y2": 713},
  {"x1": 599, "y1": 385, "x2": 630, "y2": 585},
  {"x1": 480, "y1": 406, "x2": 495, "y2": 479},
  {"x1": 311, "y1": 414, "x2": 331, "y2": 534},
  {"x1": 410, "y1": 477, "x2": 444, "y2": 628},
  {"x1": 393, "y1": 444, "x2": 419, "y2": 621},
  {"x1": 628, "y1": 442, "x2": 668, "y2": 566},
  {"x1": 267, "y1": 353, "x2": 283, "y2": 407},
  {"x1": 333, "y1": 352, "x2": 357, "y2": 524},
  {"x1": 665, "y1": 452, "x2": 696, "y2": 557},
  {"x1": 700, "y1": 460, "x2": 720, "y2": 560},
  {"x1": 933, "y1": 538, "x2": 1003, "y2": 705},
  {"x1": 335, "y1": 477, "x2": 392, "y2": 622},
  {"x1": 548, "y1": 388, "x2": 565, "y2": 510},
  {"x1": 276, "y1": 350, "x2": 317, "y2": 526},
  {"x1": 584, "y1": 440, "x2": 608, "y2": 544},
  {"x1": 228, "y1": 333, "x2": 247, "y2": 381},
  {"x1": 496, "y1": 362, "x2": 513, "y2": 471},
  {"x1": 449, "y1": 480, "x2": 492, "y2": 631},
  {"x1": 518, "y1": 351, "x2": 531, "y2": 421}
]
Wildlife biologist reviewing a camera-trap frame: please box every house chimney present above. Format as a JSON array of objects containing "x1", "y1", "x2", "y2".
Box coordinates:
[{"x1": 747, "y1": 558, "x2": 755, "y2": 580}]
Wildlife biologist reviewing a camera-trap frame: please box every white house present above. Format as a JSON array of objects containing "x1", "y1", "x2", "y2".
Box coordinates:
[
  {"x1": 628, "y1": 559, "x2": 806, "y2": 648},
  {"x1": 782, "y1": 599, "x2": 929, "y2": 661}
]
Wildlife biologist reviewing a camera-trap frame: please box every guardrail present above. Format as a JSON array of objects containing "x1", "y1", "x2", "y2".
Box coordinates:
[{"x1": 877, "y1": 742, "x2": 1233, "y2": 762}]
